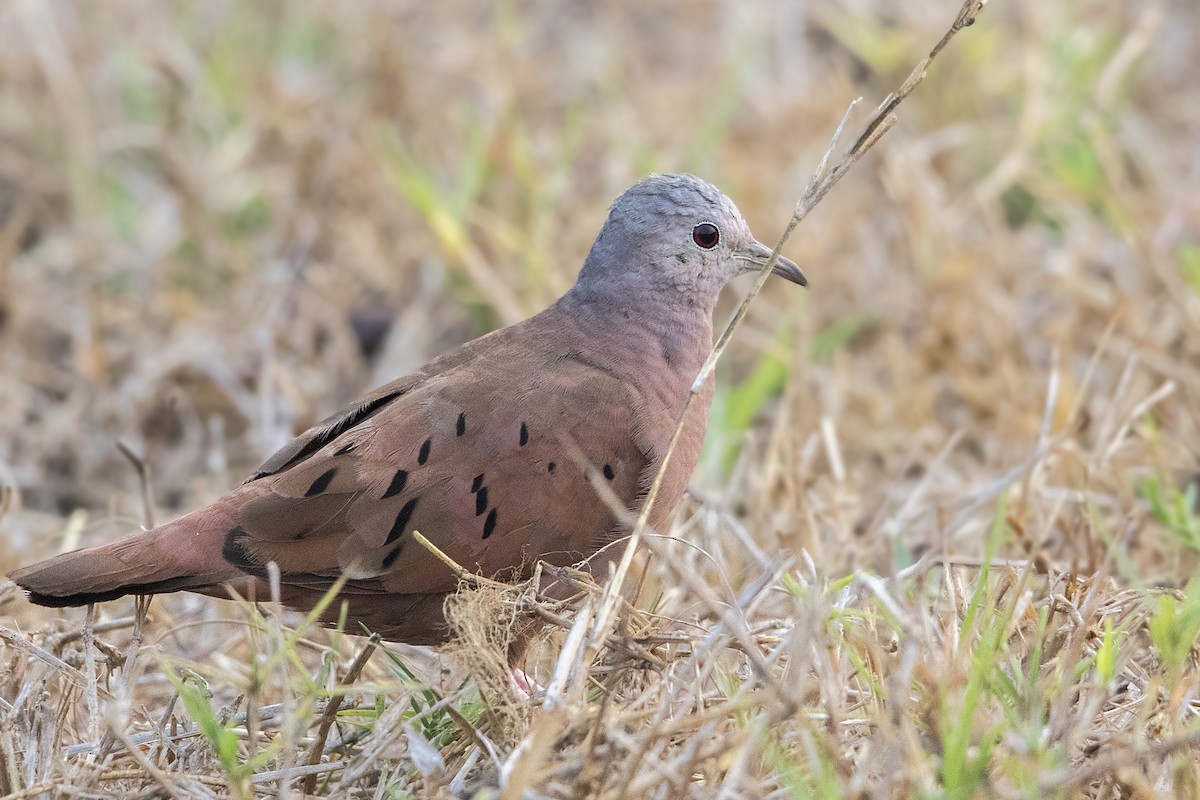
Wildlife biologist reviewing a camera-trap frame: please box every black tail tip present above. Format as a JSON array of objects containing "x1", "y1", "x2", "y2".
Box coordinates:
[
  {"x1": 22, "y1": 590, "x2": 94, "y2": 608},
  {"x1": 9, "y1": 578, "x2": 132, "y2": 607},
  {"x1": 12, "y1": 577, "x2": 195, "y2": 608}
]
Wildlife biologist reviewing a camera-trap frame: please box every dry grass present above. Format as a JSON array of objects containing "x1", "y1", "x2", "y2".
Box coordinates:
[{"x1": 2, "y1": 0, "x2": 1200, "y2": 797}]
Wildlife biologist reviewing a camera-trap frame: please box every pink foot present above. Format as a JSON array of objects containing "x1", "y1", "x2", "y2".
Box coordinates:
[{"x1": 508, "y1": 667, "x2": 539, "y2": 701}]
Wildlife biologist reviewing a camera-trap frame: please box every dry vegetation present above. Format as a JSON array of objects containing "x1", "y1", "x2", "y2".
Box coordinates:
[{"x1": 2, "y1": 1, "x2": 1199, "y2": 797}]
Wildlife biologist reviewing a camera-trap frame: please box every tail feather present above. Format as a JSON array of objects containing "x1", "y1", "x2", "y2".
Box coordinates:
[{"x1": 8, "y1": 509, "x2": 238, "y2": 607}]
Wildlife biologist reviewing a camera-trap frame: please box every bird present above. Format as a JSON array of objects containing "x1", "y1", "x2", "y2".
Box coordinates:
[{"x1": 9, "y1": 173, "x2": 806, "y2": 652}]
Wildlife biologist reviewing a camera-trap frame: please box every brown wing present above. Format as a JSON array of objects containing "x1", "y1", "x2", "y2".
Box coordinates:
[{"x1": 225, "y1": 335, "x2": 647, "y2": 596}]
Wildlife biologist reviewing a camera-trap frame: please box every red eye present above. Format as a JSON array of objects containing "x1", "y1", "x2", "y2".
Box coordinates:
[{"x1": 692, "y1": 222, "x2": 720, "y2": 250}]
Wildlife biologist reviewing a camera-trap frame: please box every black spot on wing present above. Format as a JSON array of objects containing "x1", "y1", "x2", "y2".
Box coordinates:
[
  {"x1": 547, "y1": 462, "x2": 556, "y2": 473},
  {"x1": 386, "y1": 498, "x2": 419, "y2": 545},
  {"x1": 418, "y1": 438, "x2": 432, "y2": 465},
  {"x1": 475, "y1": 486, "x2": 489, "y2": 516},
  {"x1": 382, "y1": 469, "x2": 408, "y2": 499},
  {"x1": 456, "y1": 412, "x2": 466, "y2": 436},
  {"x1": 519, "y1": 422, "x2": 528, "y2": 446},
  {"x1": 223, "y1": 526, "x2": 268, "y2": 578},
  {"x1": 603, "y1": 464, "x2": 615, "y2": 480},
  {"x1": 305, "y1": 468, "x2": 338, "y2": 497},
  {"x1": 482, "y1": 508, "x2": 497, "y2": 540},
  {"x1": 382, "y1": 543, "x2": 404, "y2": 569},
  {"x1": 471, "y1": 473, "x2": 484, "y2": 493}
]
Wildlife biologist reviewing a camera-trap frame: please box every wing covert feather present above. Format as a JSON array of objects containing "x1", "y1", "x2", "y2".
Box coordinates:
[{"x1": 229, "y1": 339, "x2": 649, "y2": 596}]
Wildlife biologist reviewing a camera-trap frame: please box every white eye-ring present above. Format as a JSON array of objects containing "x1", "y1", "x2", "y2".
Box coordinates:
[{"x1": 691, "y1": 222, "x2": 720, "y2": 250}]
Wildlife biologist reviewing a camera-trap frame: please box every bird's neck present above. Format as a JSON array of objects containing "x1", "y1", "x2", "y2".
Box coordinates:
[{"x1": 556, "y1": 282, "x2": 716, "y2": 380}]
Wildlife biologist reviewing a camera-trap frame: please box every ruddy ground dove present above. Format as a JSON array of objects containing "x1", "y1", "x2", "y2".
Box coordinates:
[{"x1": 10, "y1": 173, "x2": 806, "y2": 647}]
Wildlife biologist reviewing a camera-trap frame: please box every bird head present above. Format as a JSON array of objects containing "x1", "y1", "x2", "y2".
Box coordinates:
[{"x1": 575, "y1": 173, "x2": 806, "y2": 306}]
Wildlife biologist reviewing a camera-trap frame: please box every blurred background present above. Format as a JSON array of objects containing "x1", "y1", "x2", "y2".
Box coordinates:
[{"x1": 1, "y1": 0, "x2": 1198, "y2": 596}]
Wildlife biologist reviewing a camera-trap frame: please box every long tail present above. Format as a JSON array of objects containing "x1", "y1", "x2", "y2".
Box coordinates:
[{"x1": 8, "y1": 507, "x2": 240, "y2": 607}]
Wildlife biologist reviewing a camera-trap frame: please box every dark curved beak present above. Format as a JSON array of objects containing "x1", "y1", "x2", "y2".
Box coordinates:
[{"x1": 735, "y1": 240, "x2": 808, "y2": 287}]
